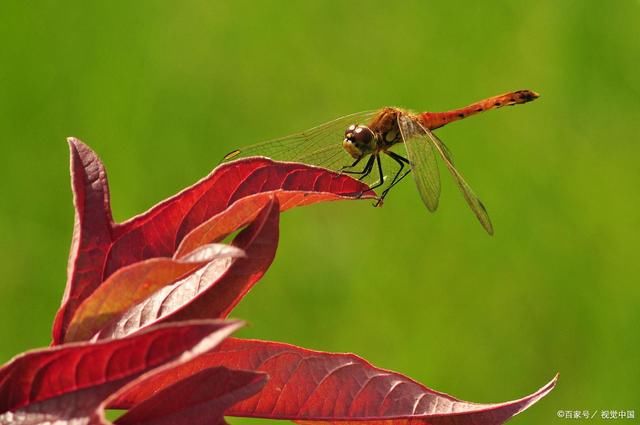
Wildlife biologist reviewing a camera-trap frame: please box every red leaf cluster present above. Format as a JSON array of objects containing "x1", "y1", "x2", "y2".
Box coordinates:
[{"x1": 0, "y1": 138, "x2": 555, "y2": 425}]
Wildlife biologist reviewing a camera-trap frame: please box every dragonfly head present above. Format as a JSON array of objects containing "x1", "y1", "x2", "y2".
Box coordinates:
[{"x1": 343, "y1": 124, "x2": 376, "y2": 159}]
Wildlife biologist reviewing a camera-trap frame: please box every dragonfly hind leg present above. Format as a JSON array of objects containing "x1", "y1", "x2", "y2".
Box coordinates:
[{"x1": 374, "y1": 151, "x2": 412, "y2": 206}]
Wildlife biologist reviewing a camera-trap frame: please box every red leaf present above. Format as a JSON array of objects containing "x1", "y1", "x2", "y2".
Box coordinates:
[
  {"x1": 64, "y1": 244, "x2": 245, "y2": 343},
  {"x1": 174, "y1": 189, "x2": 350, "y2": 258},
  {"x1": 169, "y1": 195, "x2": 281, "y2": 321},
  {"x1": 112, "y1": 338, "x2": 556, "y2": 425},
  {"x1": 0, "y1": 320, "x2": 243, "y2": 424},
  {"x1": 53, "y1": 139, "x2": 374, "y2": 344},
  {"x1": 54, "y1": 140, "x2": 115, "y2": 345},
  {"x1": 93, "y1": 196, "x2": 280, "y2": 340},
  {"x1": 115, "y1": 367, "x2": 266, "y2": 425}
]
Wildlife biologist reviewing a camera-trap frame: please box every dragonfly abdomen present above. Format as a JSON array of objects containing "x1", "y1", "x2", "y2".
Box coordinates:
[{"x1": 418, "y1": 89, "x2": 540, "y2": 131}]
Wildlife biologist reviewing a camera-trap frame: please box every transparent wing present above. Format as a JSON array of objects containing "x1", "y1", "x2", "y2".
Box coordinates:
[
  {"x1": 397, "y1": 114, "x2": 441, "y2": 212},
  {"x1": 223, "y1": 110, "x2": 378, "y2": 170},
  {"x1": 416, "y1": 121, "x2": 494, "y2": 235}
]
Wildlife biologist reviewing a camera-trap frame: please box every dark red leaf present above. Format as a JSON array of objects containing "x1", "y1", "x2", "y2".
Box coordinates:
[
  {"x1": 115, "y1": 367, "x2": 266, "y2": 425},
  {"x1": 94, "y1": 196, "x2": 280, "y2": 340},
  {"x1": 53, "y1": 139, "x2": 374, "y2": 344},
  {"x1": 112, "y1": 338, "x2": 556, "y2": 425},
  {"x1": 0, "y1": 321, "x2": 243, "y2": 424}
]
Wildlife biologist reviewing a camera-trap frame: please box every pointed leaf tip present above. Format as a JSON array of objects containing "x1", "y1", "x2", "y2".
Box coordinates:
[{"x1": 67, "y1": 136, "x2": 82, "y2": 146}]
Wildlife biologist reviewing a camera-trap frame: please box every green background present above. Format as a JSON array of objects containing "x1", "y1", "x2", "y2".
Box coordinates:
[{"x1": 1, "y1": 1, "x2": 638, "y2": 424}]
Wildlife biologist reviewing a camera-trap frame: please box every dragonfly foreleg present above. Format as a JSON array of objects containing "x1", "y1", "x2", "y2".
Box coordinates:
[
  {"x1": 340, "y1": 155, "x2": 374, "y2": 177},
  {"x1": 339, "y1": 157, "x2": 363, "y2": 172}
]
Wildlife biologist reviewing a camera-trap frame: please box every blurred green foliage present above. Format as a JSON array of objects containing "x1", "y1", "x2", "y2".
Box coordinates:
[{"x1": 1, "y1": 1, "x2": 638, "y2": 424}]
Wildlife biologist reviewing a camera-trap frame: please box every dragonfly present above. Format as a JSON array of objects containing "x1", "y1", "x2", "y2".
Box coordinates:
[{"x1": 224, "y1": 90, "x2": 539, "y2": 235}]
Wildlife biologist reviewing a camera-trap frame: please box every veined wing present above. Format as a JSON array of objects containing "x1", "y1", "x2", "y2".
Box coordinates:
[
  {"x1": 416, "y1": 121, "x2": 494, "y2": 235},
  {"x1": 223, "y1": 110, "x2": 378, "y2": 170},
  {"x1": 397, "y1": 114, "x2": 441, "y2": 212}
]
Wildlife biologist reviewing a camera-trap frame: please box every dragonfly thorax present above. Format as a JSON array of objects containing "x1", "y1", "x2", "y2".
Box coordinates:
[{"x1": 343, "y1": 124, "x2": 377, "y2": 159}]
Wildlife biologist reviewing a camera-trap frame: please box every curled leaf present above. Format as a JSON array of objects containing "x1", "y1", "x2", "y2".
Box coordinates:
[{"x1": 64, "y1": 244, "x2": 245, "y2": 342}]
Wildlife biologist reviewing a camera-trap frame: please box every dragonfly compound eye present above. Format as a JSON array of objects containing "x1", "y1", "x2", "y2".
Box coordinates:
[{"x1": 343, "y1": 124, "x2": 376, "y2": 159}]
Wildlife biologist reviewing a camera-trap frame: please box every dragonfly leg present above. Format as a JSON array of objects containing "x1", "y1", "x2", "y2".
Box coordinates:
[
  {"x1": 364, "y1": 155, "x2": 389, "y2": 206},
  {"x1": 343, "y1": 155, "x2": 385, "y2": 203},
  {"x1": 381, "y1": 169, "x2": 412, "y2": 200},
  {"x1": 358, "y1": 156, "x2": 375, "y2": 181},
  {"x1": 366, "y1": 155, "x2": 385, "y2": 190},
  {"x1": 339, "y1": 157, "x2": 363, "y2": 172},
  {"x1": 343, "y1": 156, "x2": 376, "y2": 199},
  {"x1": 377, "y1": 151, "x2": 412, "y2": 203},
  {"x1": 384, "y1": 151, "x2": 410, "y2": 187},
  {"x1": 340, "y1": 155, "x2": 374, "y2": 176}
]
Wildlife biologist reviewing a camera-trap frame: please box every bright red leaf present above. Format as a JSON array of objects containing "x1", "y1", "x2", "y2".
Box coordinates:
[
  {"x1": 174, "y1": 190, "x2": 345, "y2": 258},
  {"x1": 0, "y1": 321, "x2": 256, "y2": 424},
  {"x1": 112, "y1": 338, "x2": 556, "y2": 425},
  {"x1": 53, "y1": 138, "x2": 375, "y2": 344}
]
